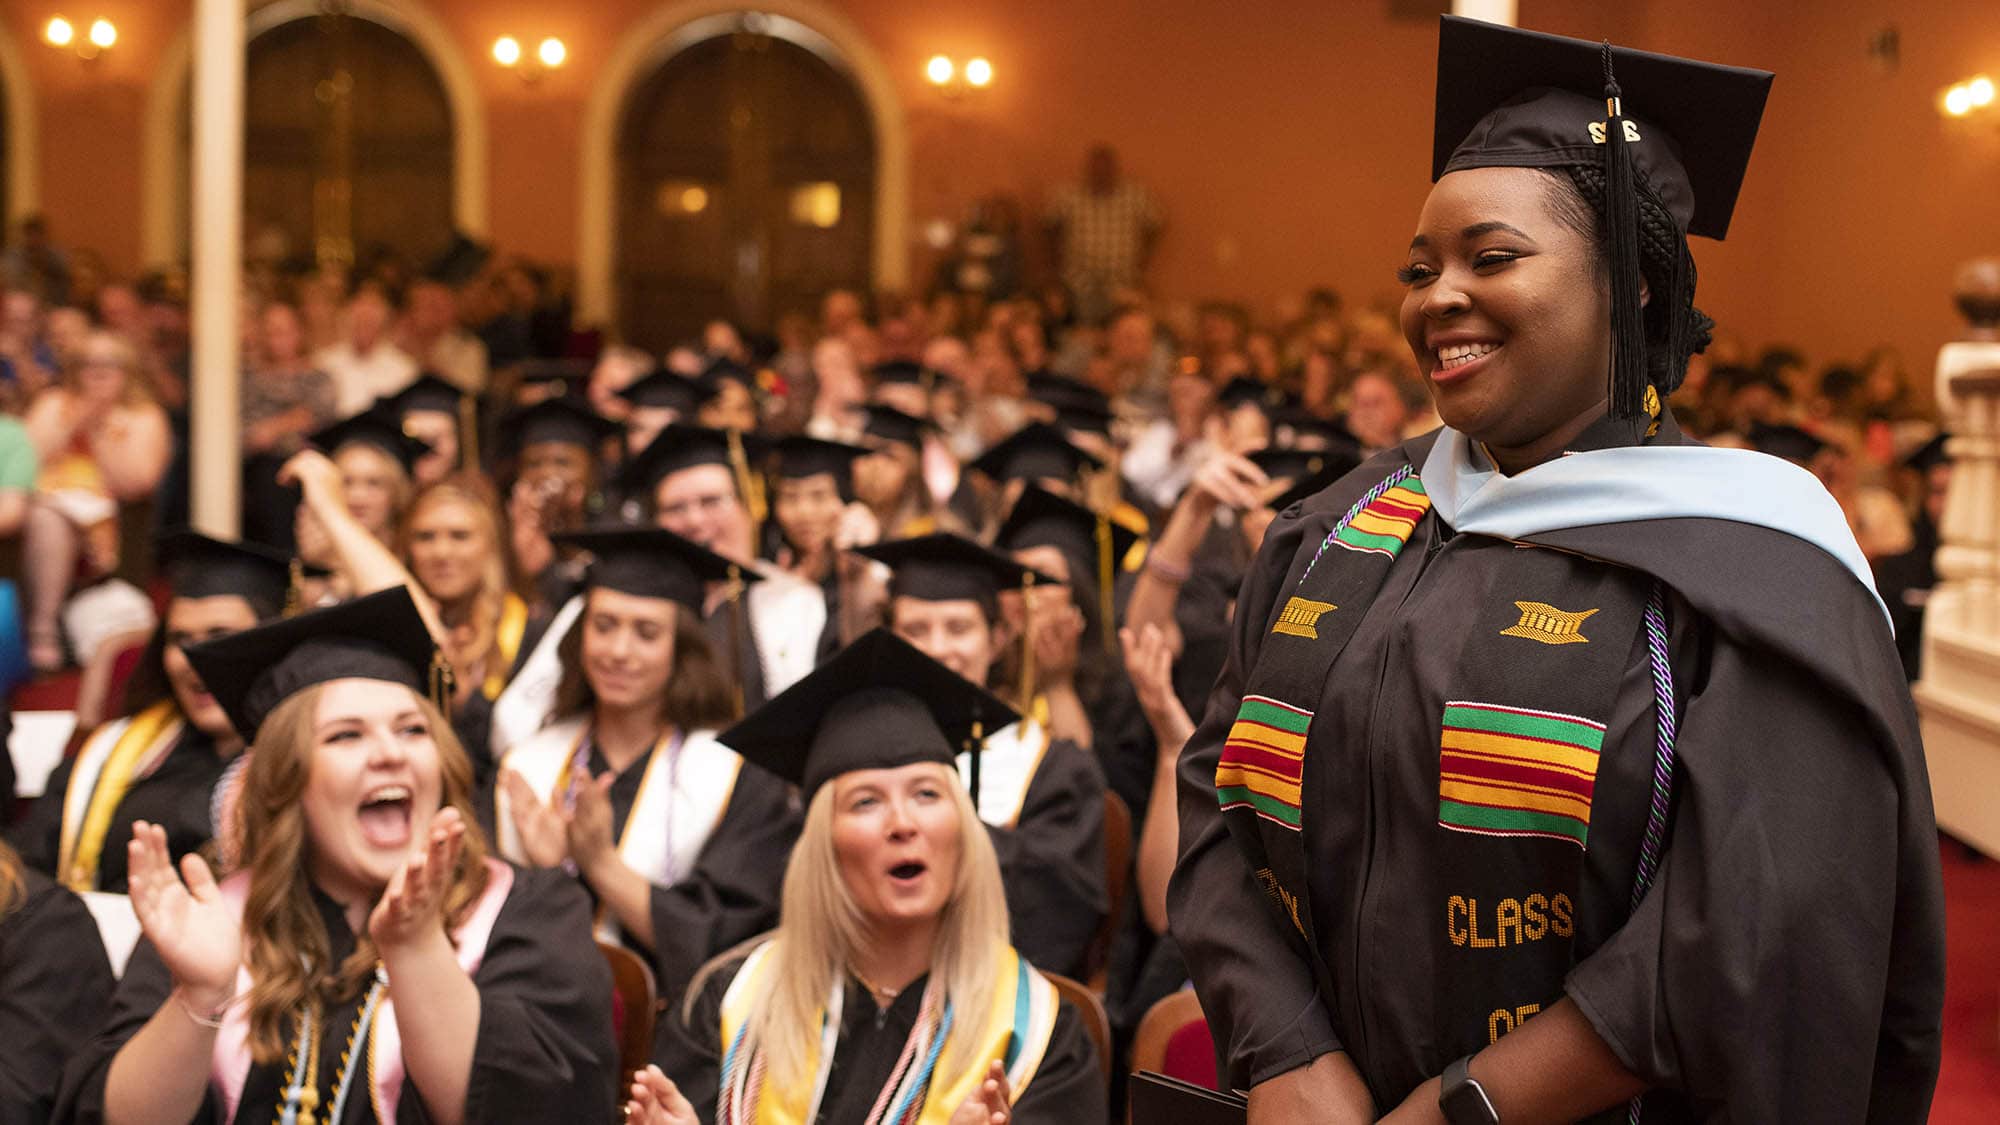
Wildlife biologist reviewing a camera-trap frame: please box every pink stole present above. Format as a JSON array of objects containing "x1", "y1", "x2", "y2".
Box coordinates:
[{"x1": 208, "y1": 859, "x2": 515, "y2": 1122}]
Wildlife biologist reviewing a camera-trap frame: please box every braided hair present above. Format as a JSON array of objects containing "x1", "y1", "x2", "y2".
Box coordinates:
[{"x1": 1543, "y1": 165, "x2": 1715, "y2": 399}]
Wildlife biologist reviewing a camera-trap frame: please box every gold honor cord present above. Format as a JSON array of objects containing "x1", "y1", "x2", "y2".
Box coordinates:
[
  {"x1": 429, "y1": 650, "x2": 456, "y2": 721},
  {"x1": 1018, "y1": 573, "x2": 1037, "y2": 716},
  {"x1": 285, "y1": 558, "x2": 306, "y2": 617},
  {"x1": 1095, "y1": 514, "x2": 1116, "y2": 655},
  {"x1": 726, "y1": 428, "x2": 767, "y2": 545}
]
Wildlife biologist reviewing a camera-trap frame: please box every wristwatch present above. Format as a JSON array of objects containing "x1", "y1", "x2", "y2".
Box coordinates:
[{"x1": 1439, "y1": 1055, "x2": 1500, "y2": 1124}]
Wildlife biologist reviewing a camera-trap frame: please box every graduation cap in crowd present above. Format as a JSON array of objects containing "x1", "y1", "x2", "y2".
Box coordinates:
[
  {"x1": 618, "y1": 422, "x2": 768, "y2": 495},
  {"x1": 1747, "y1": 422, "x2": 1830, "y2": 467},
  {"x1": 1216, "y1": 376, "x2": 1295, "y2": 418},
  {"x1": 1275, "y1": 408, "x2": 1362, "y2": 453},
  {"x1": 380, "y1": 373, "x2": 479, "y2": 470},
  {"x1": 550, "y1": 525, "x2": 753, "y2": 610},
  {"x1": 1269, "y1": 461, "x2": 1355, "y2": 513},
  {"x1": 1248, "y1": 446, "x2": 1350, "y2": 487},
  {"x1": 183, "y1": 586, "x2": 445, "y2": 744},
  {"x1": 496, "y1": 397, "x2": 621, "y2": 459},
  {"x1": 516, "y1": 358, "x2": 593, "y2": 400},
  {"x1": 768, "y1": 435, "x2": 869, "y2": 492},
  {"x1": 856, "y1": 403, "x2": 929, "y2": 452},
  {"x1": 1432, "y1": 15, "x2": 1773, "y2": 420},
  {"x1": 969, "y1": 422, "x2": 1104, "y2": 485},
  {"x1": 996, "y1": 484, "x2": 1141, "y2": 655},
  {"x1": 872, "y1": 360, "x2": 949, "y2": 395},
  {"x1": 424, "y1": 233, "x2": 492, "y2": 287},
  {"x1": 310, "y1": 410, "x2": 432, "y2": 476},
  {"x1": 699, "y1": 358, "x2": 759, "y2": 400},
  {"x1": 719, "y1": 628, "x2": 1017, "y2": 804},
  {"x1": 853, "y1": 533, "x2": 1055, "y2": 608},
  {"x1": 157, "y1": 529, "x2": 319, "y2": 620},
  {"x1": 1904, "y1": 433, "x2": 1951, "y2": 474},
  {"x1": 1034, "y1": 378, "x2": 1116, "y2": 438},
  {"x1": 617, "y1": 370, "x2": 706, "y2": 417}
]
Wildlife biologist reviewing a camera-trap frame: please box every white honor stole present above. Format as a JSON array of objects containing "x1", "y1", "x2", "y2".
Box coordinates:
[
  {"x1": 954, "y1": 717, "x2": 1052, "y2": 831},
  {"x1": 208, "y1": 858, "x2": 515, "y2": 1123},
  {"x1": 496, "y1": 718, "x2": 743, "y2": 943},
  {"x1": 744, "y1": 565, "x2": 827, "y2": 698},
  {"x1": 487, "y1": 594, "x2": 586, "y2": 761}
]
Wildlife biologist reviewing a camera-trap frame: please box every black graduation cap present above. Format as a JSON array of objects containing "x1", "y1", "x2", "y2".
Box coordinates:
[
  {"x1": 1270, "y1": 462, "x2": 1349, "y2": 514},
  {"x1": 156, "y1": 529, "x2": 309, "y2": 617},
  {"x1": 1904, "y1": 432, "x2": 1951, "y2": 474},
  {"x1": 970, "y1": 422, "x2": 1104, "y2": 484},
  {"x1": 718, "y1": 628, "x2": 1018, "y2": 800},
  {"x1": 618, "y1": 370, "x2": 705, "y2": 416},
  {"x1": 699, "y1": 358, "x2": 758, "y2": 399},
  {"x1": 310, "y1": 410, "x2": 431, "y2": 475},
  {"x1": 550, "y1": 525, "x2": 751, "y2": 610},
  {"x1": 769, "y1": 435, "x2": 868, "y2": 484},
  {"x1": 379, "y1": 373, "x2": 467, "y2": 420},
  {"x1": 872, "y1": 360, "x2": 942, "y2": 393},
  {"x1": 1432, "y1": 16, "x2": 1772, "y2": 420},
  {"x1": 857, "y1": 403, "x2": 929, "y2": 451},
  {"x1": 424, "y1": 233, "x2": 492, "y2": 287},
  {"x1": 1032, "y1": 377, "x2": 1116, "y2": 437},
  {"x1": 1248, "y1": 446, "x2": 1343, "y2": 485},
  {"x1": 183, "y1": 586, "x2": 442, "y2": 744},
  {"x1": 1274, "y1": 408, "x2": 1362, "y2": 453},
  {"x1": 1747, "y1": 422, "x2": 1830, "y2": 466},
  {"x1": 1216, "y1": 377, "x2": 1294, "y2": 417},
  {"x1": 852, "y1": 534, "x2": 1055, "y2": 606},
  {"x1": 617, "y1": 422, "x2": 766, "y2": 495},
  {"x1": 995, "y1": 485, "x2": 1142, "y2": 595},
  {"x1": 497, "y1": 397, "x2": 620, "y2": 457},
  {"x1": 516, "y1": 358, "x2": 593, "y2": 400}
]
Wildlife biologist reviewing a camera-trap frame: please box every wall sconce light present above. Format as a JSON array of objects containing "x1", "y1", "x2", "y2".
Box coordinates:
[
  {"x1": 45, "y1": 14, "x2": 117, "y2": 61},
  {"x1": 493, "y1": 35, "x2": 567, "y2": 84},
  {"x1": 925, "y1": 54, "x2": 993, "y2": 99},
  {"x1": 1941, "y1": 74, "x2": 1996, "y2": 120}
]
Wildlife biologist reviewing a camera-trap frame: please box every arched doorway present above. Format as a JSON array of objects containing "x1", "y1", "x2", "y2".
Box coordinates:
[
  {"x1": 170, "y1": 7, "x2": 455, "y2": 269},
  {"x1": 616, "y1": 29, "x2": 875, "y2": 352}
]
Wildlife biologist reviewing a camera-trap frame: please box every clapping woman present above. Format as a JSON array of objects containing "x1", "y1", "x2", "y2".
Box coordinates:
[{"x1": 57, "y1": 589, "x2": 615, "y2": 1124}]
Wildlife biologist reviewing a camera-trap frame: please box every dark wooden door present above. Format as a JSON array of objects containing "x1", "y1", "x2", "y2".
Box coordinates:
[
  {"x1": 234, "y1": 15, "x2": 453, "y2": 268},
  {"x1": 617, "y1": 32, "x2": 874, "y2": 353}
]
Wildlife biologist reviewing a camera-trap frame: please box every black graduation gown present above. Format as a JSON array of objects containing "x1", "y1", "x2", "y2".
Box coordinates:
[
  {"x1": 57, "y1": 864, "x2": 617, "y2": 1124},
  {"x1": 1170, "y1": 420, "x2": 1944, "y2": 1121},
  {"x1": 1873, "y1": 514, "x2": 1938, "y2": 681},
  {"x1": 704, "y1": 598, "x2": 770, "y2": 712},
  {"x1": 9, "y1": 724, "x2": 227, "y2": 894},
  {"x1": 577, "y1": 740, "x2": 800, "y2": 1005},
  {"x1": 981, "y1": 737, "x2": 1108, "y2": 980},
  {"x1": 0, "y1": 866, "x2": 116, "y2": 1123},
  {"x1": 656, "y1": 953, "x2": 1106, "y2": 1124}
]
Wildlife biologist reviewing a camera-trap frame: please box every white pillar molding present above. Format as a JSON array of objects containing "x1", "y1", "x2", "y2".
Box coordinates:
[
  {"x1": 0, "y1": 21, "x2": 39, "y2": 222},
  {"x1": 190, "y1": 0, "x2": 244, "y2": 536},
  {"x1": 577, "y1": 0, "x2": 910, "y2": 330},
  {"x1": 1451, "y1": 0, "x2": 1519, "y2": 27},
  {"x1": 142, "y1": 0, "x2": 488, "y2": 266}
]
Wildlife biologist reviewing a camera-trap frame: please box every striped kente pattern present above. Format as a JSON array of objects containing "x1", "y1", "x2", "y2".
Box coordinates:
[
  {"x1": 1333, "y1": 477, "x2": 1431, "y2": 558},
  {"x1": 1216, "y1": 695, "x2": 1313, "y2": 830},
  {"x1": 1437, "y1": 701, "x2": 1605, "y2": 849}
]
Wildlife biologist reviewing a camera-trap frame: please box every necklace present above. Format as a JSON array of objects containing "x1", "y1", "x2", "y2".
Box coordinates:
[
  {"x1": 274, "y1": 965, "x2": 387, "y2": 1125},
  {"x1": 849, "y1": 966, "x2": 902, "y2": 1006}
]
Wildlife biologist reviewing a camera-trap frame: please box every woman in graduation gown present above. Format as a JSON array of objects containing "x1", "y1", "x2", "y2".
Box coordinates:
[
  {"x1": 58, "y1": 588, "x2": 616, "y2": 1124},
  {"x1": 1170, "y1": 19, "x2": 1942, "y2": 1123},
  {"x1": 9, "y1": 531, "x2": 291, "y2": 895},
  {"x1": 853, "y1": 534, "x2": 1108, "y2": 979},
  {"x1": 652, "y1": 630, "x2": 1105, "y2": 1124},
  {"x1": 0, "y1": 837, "x2": 115, "y2": 1123},
  {"x1": 767, "y1": 435, "x2": 879, "y2": 654},
  {"x1": 495, "y1": 526, "x2": 800, "y2": 1001}
]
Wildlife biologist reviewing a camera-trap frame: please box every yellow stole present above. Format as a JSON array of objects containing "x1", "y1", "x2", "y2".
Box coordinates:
[
  {"x1": 717, "y1": 940, "x2": 1059, "y2": 1125},
  {"x1": 483, "y1": 593, "x2": 531, "y2": 701},
  {"x1": 58, "y1": 701, "x2": 186, "y2": 891}
]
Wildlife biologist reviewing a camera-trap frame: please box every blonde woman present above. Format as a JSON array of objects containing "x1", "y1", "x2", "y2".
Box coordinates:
[
  {"x1": 57, "y1": 588, "x2": 615, "y2": 1124},
  {"x1": 402, "y1": 473, "x2": 530, "y2": 784},
  {"x1": 647, "y1": 630, "x2": 1104, "y2": 1125},
  {"x1": 18, "y1": 329, "x2": 172, "y2": 670}
]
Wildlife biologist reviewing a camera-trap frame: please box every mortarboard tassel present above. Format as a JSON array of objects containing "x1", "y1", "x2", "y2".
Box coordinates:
[
  {"x1": 1018, "y1": 571, "x2": 1037, "y2": 716},
  {"x1": 1095, "y1": 514, "x2": 1116, "y2": 656},
  {"x1": 285, "y1": 559, "x2": 305, "y2": 617},
  {"x1": 967, "y1": 719, "x2": 984, "y2": 810},
  {"x1": 1600, "y1": 43, "x2": 1649, "y2": 421}
]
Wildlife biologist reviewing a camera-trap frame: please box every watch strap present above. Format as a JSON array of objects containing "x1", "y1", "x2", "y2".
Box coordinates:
[{"x1": 1439, "y1": 1054, "x2": 1500, "y2": 1124}]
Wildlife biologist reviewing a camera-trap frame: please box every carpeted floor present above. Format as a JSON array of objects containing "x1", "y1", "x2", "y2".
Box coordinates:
[{"x1": 1934, "y1": 835, "x2": 2000, "y2": 1122}]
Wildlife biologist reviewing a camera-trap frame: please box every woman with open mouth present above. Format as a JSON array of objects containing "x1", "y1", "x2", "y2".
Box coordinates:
[
  {"x1": 57, "y1": 587, "x2": 616, "y2": 1124},
  {"x1": 638, "y1": 630, "x2": 1105, "y2": 1125},
  {"x1": 1170, "y1": 17, "x2": 1941, "y2": 1125},
  {"x1": 494, "y1": 525, "x2": 799, "y2": 1013}
]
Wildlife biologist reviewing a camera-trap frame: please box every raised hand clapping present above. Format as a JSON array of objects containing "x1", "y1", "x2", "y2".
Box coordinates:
[{"x1": 126, "y1": 820, "x2": 242, "y2": 1016}]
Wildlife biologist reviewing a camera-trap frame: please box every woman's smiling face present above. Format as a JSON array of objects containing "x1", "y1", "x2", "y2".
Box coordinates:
[{"x1": 1398, "y1": 166, "x2": 1617, "y2": 461}]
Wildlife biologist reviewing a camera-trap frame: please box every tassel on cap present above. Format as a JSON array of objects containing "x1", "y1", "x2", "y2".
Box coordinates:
[{"x1": 1600, "y1": 42, "x2": 1650, "y2": 421}]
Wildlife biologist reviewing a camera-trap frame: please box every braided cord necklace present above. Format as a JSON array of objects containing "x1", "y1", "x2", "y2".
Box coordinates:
[{"x1": 274, "y1": 965, "x2": 388, "y2": 1125}]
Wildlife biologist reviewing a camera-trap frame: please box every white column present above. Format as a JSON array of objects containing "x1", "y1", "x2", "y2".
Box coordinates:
[
  {"x1": 1452, "y1": 0, "x2": 1519, "y2": 27},
  {"x1": 189, "y1": 0, "x2": 243, "y2": 537}
]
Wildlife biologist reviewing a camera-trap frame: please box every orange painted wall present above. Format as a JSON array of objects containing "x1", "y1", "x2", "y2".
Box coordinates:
[{"x1": 2, "y1": 0, "x2": 1995, "y2": 371}]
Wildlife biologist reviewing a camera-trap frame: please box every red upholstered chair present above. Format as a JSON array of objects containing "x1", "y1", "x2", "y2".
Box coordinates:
[{"x1": 1129, "y1": 989, "x2": 1218, "y2": 1092}]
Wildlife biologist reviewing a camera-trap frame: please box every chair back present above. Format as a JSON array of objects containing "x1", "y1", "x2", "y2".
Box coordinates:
[
  {"x1": 597, "y1": 941, "x2": 658, "y2": 1093},
  {"x1": 1084, "y1": 790, "x2": 1133, "y2": 988},
  {"x1": 1043, "y1": 969, "x2": 1113, "y2": 1090},
  {"x1": 1129, "y1": 988, "x2": 1217, "y2": 1090}
]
